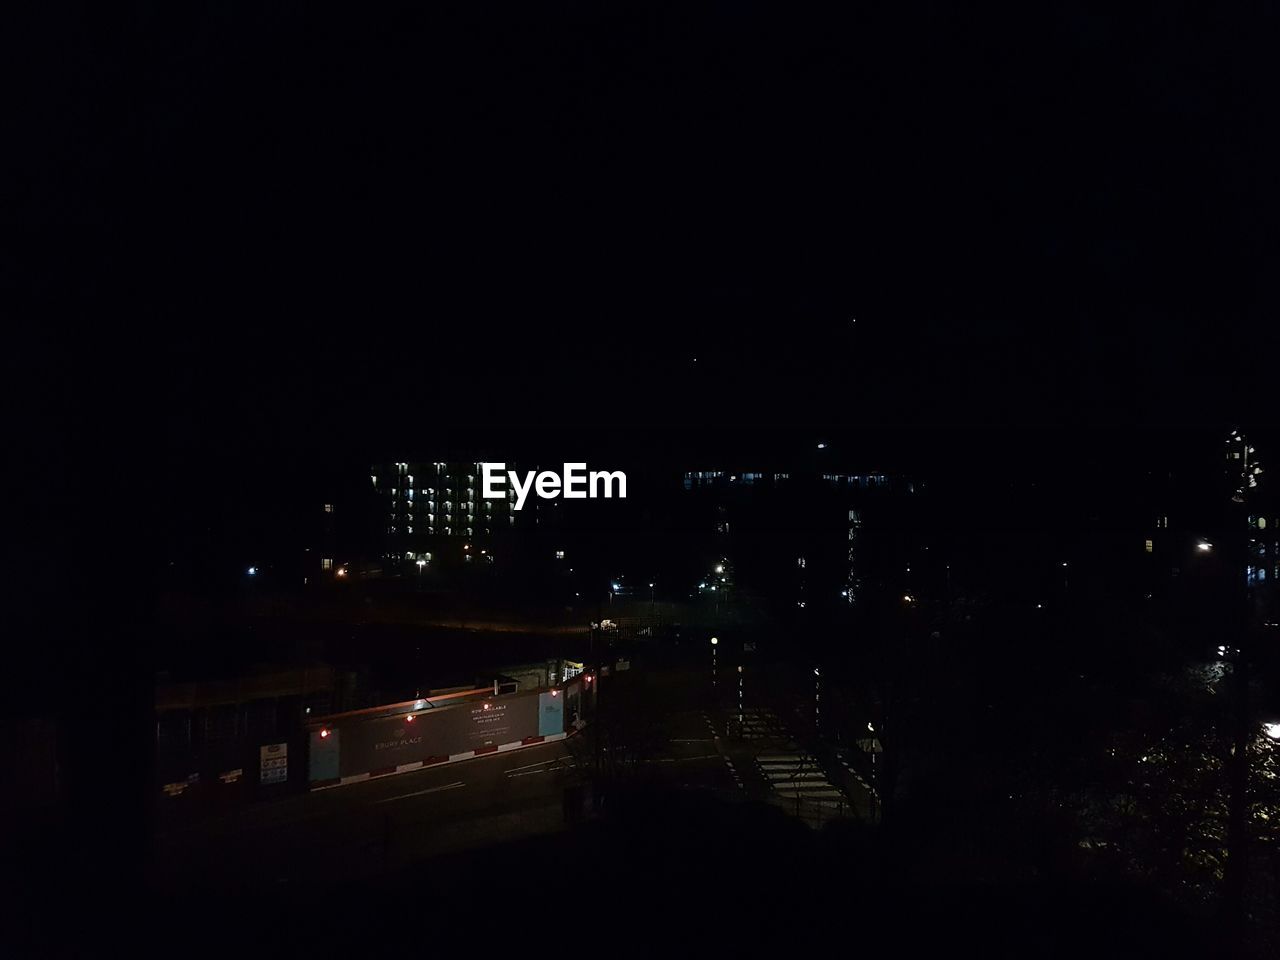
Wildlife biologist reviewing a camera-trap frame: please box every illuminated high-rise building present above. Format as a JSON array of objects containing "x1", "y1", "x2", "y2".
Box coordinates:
[{"x1": 370, "y1": 461, "x2": 523, "y2": 572}]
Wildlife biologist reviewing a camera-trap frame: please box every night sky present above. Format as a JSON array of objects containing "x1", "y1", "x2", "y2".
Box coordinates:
[
  {"x1": 9, "y1": 10, "x2": 1280, "y2": 949},
  {"x1": 7, "y1": 2, "x2": 1280, "y2": 577}
]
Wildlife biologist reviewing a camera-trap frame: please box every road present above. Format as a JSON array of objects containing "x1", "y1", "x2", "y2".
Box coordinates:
[
  {"x1": 152, "y1": 736, "x2": 582, "y2": 893},
  {"x1": 148, "y1": 652, "x2": 864, "y2": 901},
  {"x1": 150, "y1": 708, "x2": 737, "y2": 895}
]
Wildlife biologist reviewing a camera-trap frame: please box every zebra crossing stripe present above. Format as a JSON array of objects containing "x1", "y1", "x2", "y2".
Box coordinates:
[
  {"x1": 722, "y1": 756, "x2": 743, "y2": 789},
  {"x1": 773, "y1": 783, "x2": 844, "y2": 794},
  {"x1": 757, "y1": 762, "x2": 821, "y2": 771},
  {"x1": 763, "y1": 772, "x2": 829, "y2": 781}
]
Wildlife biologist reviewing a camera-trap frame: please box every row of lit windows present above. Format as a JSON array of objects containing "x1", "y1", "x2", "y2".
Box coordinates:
[
  {"x1": 683, "y1": 471, "x2": 889, "y2": 489},
  {"x1": 823, "y1": 474, "x2": 888, "y2": 487}
]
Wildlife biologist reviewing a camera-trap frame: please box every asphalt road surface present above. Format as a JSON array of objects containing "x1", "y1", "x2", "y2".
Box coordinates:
[
  {"x1": 152, "y1": 737, "x2": 582, "y2": 893},
  {"x1": 150, "y1": 709, "x2": 737, "y2": 895}
]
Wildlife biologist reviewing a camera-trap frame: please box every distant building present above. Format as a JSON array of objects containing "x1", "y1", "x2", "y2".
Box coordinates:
[
  {"x1": 680, "y1": 469, "x2": 916, "y2": 614},
  {"x1": 371, "y1": 461, "x2": 554, "y2": 575}
]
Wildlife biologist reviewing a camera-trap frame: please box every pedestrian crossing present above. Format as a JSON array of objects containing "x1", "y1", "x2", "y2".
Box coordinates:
[
  {"x1": 735, "y1": 708, "x2": 787, "y2": 741},
  {"x1": 837, "y1": 752, "x2": 877, "y2": 799},
  {"x1": 701, "y1": 711, "x2": 744, "y2": 792},
  {"x1": 755, "y1": 753, "x2": 847, "y2": 802}
]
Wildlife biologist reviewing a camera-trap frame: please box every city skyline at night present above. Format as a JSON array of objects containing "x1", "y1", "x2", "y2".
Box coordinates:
[{"x1": 8, "y1": 3, "x2": 1280, "y2": 957}]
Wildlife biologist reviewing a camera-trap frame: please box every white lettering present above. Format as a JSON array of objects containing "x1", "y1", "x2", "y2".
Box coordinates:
[
  {"x1": 509, "y1": 470, "x2": 536, "y2": 511},
  {"x1": 535, "y1": 470, "x2": 561, "y2": 499},
  {"x1": 479, "y1": 464, "x2": 627, "y2": 509},
  {"x1": 481, "y1": 462, "x2": 506, "y2": 499},
  {"x1": 590, "y1": 470, "x2": 627, "y2": 499},
  {"x1": 562, "y1": 462, "x2": 587, "y2": 498}
]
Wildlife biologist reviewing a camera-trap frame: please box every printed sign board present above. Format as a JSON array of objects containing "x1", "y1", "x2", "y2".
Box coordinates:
[
  {"x1": 260, "y1": 742, "x2": 288, "y2": 784},
  {"x1": 328, "y1": 693, "x2": 543, "y2": 779},
  {"x1": 538, "y1": 691, "x2": 565, "y2": 737}
]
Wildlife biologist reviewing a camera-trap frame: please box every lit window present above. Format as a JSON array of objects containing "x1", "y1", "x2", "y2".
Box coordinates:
[
  {"x1": 321, "y1": 558, "x2": 333, "y2": 570},
  {"x1": 1145, "y1": 539, "x2": 1153, "y2": 553},
  {"x1": 555, "y1": 550, "x2": 565, "y2": 560}
]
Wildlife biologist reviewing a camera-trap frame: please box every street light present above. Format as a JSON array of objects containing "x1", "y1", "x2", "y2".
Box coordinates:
[
  {"x1": 1197, "y1": 541, "x2": 1213, "y2": 553},
  {"x1": 1264, "y1": 722, "x2": 1280, "y2": 740},
  {"x1": 814, "y1": 667, "x2": 821, "y2": 731}
]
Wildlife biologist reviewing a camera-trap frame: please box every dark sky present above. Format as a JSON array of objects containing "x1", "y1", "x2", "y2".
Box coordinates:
[
  {"x1": 6, "y1": 0, "x2": 1280, "y2": 731},
  {"x1": 8, "y1": 2, "x2": 1280, "y2": 508}
]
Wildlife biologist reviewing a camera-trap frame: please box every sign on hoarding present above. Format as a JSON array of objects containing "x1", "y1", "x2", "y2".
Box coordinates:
[
  {"x1": 331, "y1": 693, "x2": 542, "y2": 779},
  {"x1": 538, "y1": 691, "x2": 564, "y2": 737},
  {"x1": 260, "y1": 742, "x2": 288, "y2": 784}
]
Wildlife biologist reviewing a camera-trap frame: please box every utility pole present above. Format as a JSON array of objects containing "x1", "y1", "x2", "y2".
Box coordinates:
[
  {"x1": 814, "y1": 666, "x2": 821, "y2": 735},
  {"x1": 1222, "y1": 431, "x2": 1263, "y2": 949},
  {"x1": 590, "y1": 622, "x2": 601, "y2": 782}
]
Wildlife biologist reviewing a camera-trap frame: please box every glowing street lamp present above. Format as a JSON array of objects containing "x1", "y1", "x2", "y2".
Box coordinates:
[{"x1": 1264, "y1": 722, "x2": 1280, "y2": 741}]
